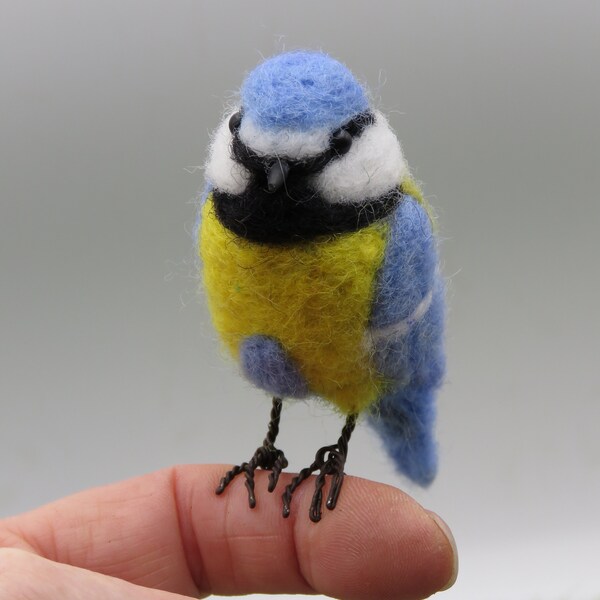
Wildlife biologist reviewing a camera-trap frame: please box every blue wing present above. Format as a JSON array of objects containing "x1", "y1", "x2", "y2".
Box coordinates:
[
  {"x1": 368, "y1": 195, "x2": 445, "y2": 486},
  {"x1": 240, "y1": 335, "x2": 310, "y2": 398}
]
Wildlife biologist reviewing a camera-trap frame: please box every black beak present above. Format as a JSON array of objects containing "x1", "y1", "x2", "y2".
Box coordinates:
[{"x1": 266, "y1": 160, "x2": 290, "y2": 193}]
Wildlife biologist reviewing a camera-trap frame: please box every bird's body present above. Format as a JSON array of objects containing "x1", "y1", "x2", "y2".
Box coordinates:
[
  {"x1": 200, "y1": 191, "x2": 388, "y2": 413},
  {"x1": 198, "y1": 51, "x2": 445, "y2": 520}
]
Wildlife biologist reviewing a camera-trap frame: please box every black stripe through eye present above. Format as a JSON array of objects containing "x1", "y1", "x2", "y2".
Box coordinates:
[
  {"x1": 230, "y1": 111, "x2": 376, "y2": 176},
  {"x1": 339, "y1": 111, "x2": 375, "y2": 137}
]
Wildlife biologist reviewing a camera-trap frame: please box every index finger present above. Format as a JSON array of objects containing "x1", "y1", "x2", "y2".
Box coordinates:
[{"x1": 0, "y1": 465, "x2": 456, "y2": 599}]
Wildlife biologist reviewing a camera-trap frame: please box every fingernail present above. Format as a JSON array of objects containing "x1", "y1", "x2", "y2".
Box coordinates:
[{"x1": 427, "y1": 511, "x2": 458, "y2": 591}]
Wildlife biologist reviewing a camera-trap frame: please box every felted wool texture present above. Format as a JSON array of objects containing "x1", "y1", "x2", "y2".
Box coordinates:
[
  {"x1": 231, "y1": 111, "x2": 375, "y2": 181},
  {"x1": 237, "y1": 109, "x2": 375, "y2": 166},
  {"x1": 199, "y1": 194, "x2": 389, "y2": 415},
  {"x1": 204, "y1": 109, "x2": 431, "y2": 222},
  {"x1": 240, "y1": 335, "x2": 310, "y2": 398},
  {"x1": 369, "y1": 197, "x2": 438, "y2": 331},
  {"x1": 212, "y1": 183, "x2": 401, "y2": 244},
  {"x1": 239, "y1": 117, "x2": 331, "y2": 161},
  {"x1": 366, "y1": 197, "x2": 444, "y2": 398},
  {"x1": 363, "y1": 196, "x2": 445, "y2": 486},
  {"x1": 204, "y1": 113, "x2": 251, "y2": 196},
  {"x1": 313, "y1": 111, "x2": 409, "y2": 204},
  {"x1": 371, "y1": 280, "x2": 445, "y2": 387},
  {"x1": 241, "y1": 51, "x2": 369, "y2": 132},
  {"x1": 369, "y1": 385, "x2": 438, "y2": 486},
  {"x1": 398, "y1": 176, "x2": 438, "y2": 231}
]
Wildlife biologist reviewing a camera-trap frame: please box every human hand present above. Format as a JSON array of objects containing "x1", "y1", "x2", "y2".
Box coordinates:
[{"x1": 0, "y1": 465, "x2": 457, "y2": 599}]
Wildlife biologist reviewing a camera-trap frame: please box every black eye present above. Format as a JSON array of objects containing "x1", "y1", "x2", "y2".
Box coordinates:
[
  {"x1": 228, "y1": 111, "x2": 242, "y2": 133},
  {"x1": 331, "y1": 129, "x2": 353, "y2": 155}
]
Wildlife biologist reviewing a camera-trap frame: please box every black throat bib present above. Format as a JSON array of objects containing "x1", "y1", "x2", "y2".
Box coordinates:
[{"x1": 212, "y1": 183, "x2": 402, "y2": 244}]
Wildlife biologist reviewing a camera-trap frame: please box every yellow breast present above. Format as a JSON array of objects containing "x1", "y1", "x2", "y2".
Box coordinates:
[{"x1": 199, "y1": 195, "x2": 389, "y2": 413}]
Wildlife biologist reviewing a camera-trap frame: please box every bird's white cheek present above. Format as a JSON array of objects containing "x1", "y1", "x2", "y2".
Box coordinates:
[
  {"x1": 313, "y1": 113, "x2": 408, "y2": 204},
  {"x1": 204, "y1": 117, "x2": 251, "y2": 195}
]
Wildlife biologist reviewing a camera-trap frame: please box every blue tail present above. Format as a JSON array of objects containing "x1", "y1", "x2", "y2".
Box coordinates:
[{"x1": 369, "y1": 386, "x2": 438, "y2": 486}]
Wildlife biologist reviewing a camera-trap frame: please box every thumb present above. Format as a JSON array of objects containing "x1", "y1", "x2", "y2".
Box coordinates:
[{"x1": 0, "y1": 548, "x2": 189, "y2": 600}]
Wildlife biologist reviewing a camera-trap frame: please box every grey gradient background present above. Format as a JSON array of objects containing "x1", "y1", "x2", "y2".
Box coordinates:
[{"x1": 2, "y1": 1, "x2": 599, "y2": 598}]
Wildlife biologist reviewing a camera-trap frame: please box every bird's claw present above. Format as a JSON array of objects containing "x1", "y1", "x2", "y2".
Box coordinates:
[
  {"x1": 282, "y1": 444, "x2": 348, "y2": 523},
  {"x1": 216, "y1": 446, "x2": 288, "y2": 508}
]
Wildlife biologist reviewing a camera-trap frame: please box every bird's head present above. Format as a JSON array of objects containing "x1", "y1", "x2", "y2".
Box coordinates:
[{"x1": 205, "y1": 51, "x2": 409, "y2": 243}]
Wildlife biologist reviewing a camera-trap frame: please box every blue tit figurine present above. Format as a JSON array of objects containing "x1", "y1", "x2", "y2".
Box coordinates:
[{"x1": 198, "y1": 51, "x2": 445, "y2": 522}]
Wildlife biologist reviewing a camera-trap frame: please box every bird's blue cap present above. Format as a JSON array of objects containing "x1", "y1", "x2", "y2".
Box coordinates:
[{"x1": 241, "y1": 51, "x2": 369, "y2": 132}]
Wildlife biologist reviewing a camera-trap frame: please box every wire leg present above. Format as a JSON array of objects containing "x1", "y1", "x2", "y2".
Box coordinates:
[
  {"x1": 215, "y1": 397, "x2": 288, "y2": 507},
  {"x1": 282, "y1": 414, "x2": 357, "y2": 522}
]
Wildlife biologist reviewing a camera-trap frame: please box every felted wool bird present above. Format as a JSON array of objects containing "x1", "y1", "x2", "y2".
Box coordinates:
[{"x1": 198, "y1": 51, "x2": 445, "y2": 522}]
